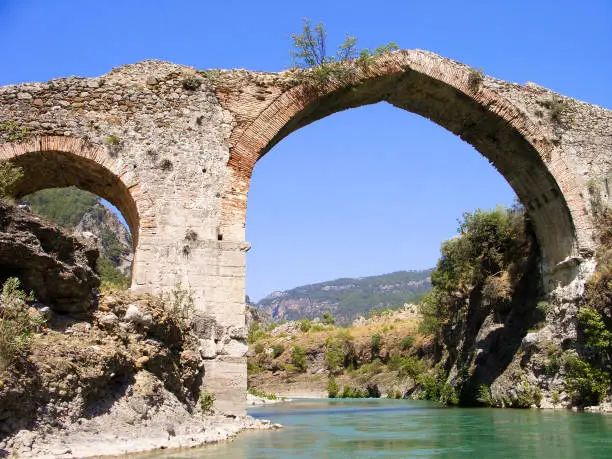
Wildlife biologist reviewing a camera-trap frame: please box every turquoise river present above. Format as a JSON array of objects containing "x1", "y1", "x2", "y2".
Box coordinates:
[{"x1": 149, "y1": 399, "x2": 612, "y2": 458}]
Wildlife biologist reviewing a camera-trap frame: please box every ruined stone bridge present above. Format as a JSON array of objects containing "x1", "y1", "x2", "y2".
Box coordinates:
[{"x1": 1, "y1": 50, "x2": 610, "y2": 413}]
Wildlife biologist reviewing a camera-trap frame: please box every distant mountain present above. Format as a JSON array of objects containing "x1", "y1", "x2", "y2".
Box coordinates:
[
  {"x1": 75, "y1": 203, "x2": 133, "y2": 275},
  {"x1": 21, "y1": 188, "x2": 133, "y2": 282},
  {"x1": 255, "y1": 270, "x2": 432, "y2": 325}
]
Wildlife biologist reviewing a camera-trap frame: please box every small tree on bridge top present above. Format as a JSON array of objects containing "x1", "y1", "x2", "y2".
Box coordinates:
[{"x1": 290, "y1": 19, "x2": 398, "y2": 86}]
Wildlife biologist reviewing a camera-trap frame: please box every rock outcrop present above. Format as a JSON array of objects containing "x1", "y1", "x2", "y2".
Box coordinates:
[
  {"x1": 74, "y1": 202, "x2": 133, "y2": 275},
  {"x1": 0, "y1": 201, "x2": 99, "y2": 313}
]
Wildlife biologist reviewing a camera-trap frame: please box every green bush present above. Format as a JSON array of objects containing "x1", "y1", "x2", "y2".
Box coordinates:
[
  {"x1": 476, "y1": 384, "x2": 493, "y2": 406},
  {"x1": 271, "y1": 343, "x2": 285, "y2": 358},
  {"x1": 163, "y1": 282, "x2": 195, "y2": 332},
  {"x1": 358, "y1": 359, "x2": 384, "y2": 376},
  {"x1": 198, "y1": 389, "x2": 215, "y2": 413},
  {"x1": 400, "y1": 336, "x2": 415, "y2": 351},
  {"x1": 467, "y1": 68, "x2": 484, "y2": 92},
  {"x1": 253, "y1": 342, "x2": 265, "y2": 354},
  {"x1": 182, "y1": 76, "x2": 202, "y2": 91},
  {"x1": 247, "y1": 323, "x2": 269, "y2": 344},
  {"x1": 0, "y1": 278, "x2": 45, "y2": 372},
  {"x1": 97, "y1": 257, "x2": 130, "y2": 291},
  {"x1": 0, "y1": 161, "x2": 23, "y2": 198},
  {"x1": 298, "y1": 318, "x2": 312, "y2": 332},
  {"x1": 324, "y1": 337, "x2": 345, "y2": 373},
  {"x1": 322, "y1": 311, "x2": 336, "y2": 325},
  {"x1": 418, "y1": 373, "x2": 441, "y2": 401},
  {"x1": 340, "y1": 386, "x2": 368, "y2": 398},
  {"x1": 551, "y1": 389, "x2": 561, "y2": 407},
  {"x1": 291, "y1": 345, "x2": 307, "y2": 372},
  {"x1": 247, "y1": 387, "x2": 278, "y2": 400},
  {"x1": 327, "y1": 375, "x2": 339, "y2": 398},
  {"x1": 508, "y1": 381, "x2": 542, "y2": 408},
  {"x1": 565, "y1": 354, "x2": 610, "y2": 406},
  {"x1": 371, "y1": 333, "x2": 382, "y2": 361},
  {"x1": 577, "y1": 307, "x2": 611, "y2": 357},
  {"x1": 397, "y1": 356, "x2": 426, "y2": 379},
  {"x1": 0, "y1": 120, "x2": 29, "y2": 142},
  {"x1": 439, "y1": 382, "x2": 459, "y2": 405},
  {"x1": 419, "y1": 206, "x2": 530, "y2": 340}
]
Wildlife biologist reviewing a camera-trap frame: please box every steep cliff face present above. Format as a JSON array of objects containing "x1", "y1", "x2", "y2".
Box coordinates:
[
  {"x1": 75, "y1": 203, "x2": 133, "y2": 275},
  {"x1": 427, "y1": 206, "x2": 611, "y2": 410},
  {"x1": 0, "y1": 201, "x2": 99, "y2": 313},
  {"x1": 439, "y1": 232, "x2": 546, "y2": 405}
]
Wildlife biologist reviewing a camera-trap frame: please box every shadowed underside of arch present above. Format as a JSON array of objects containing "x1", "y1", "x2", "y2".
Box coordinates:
[
  {"x1": 222, "y1": 51, "x2": 581, "y2": 274},
  {"x1": 0, "y1": 136, "x2": 155, "y2": 249}
]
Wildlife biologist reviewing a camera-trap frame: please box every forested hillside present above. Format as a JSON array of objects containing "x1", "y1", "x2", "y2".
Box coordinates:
[
  {"x1": 21, "y1": 187, "x2": 132, "y2": 288},
  {"x1": 256, "y1": 270, "x2": 432, "y2": 325}
]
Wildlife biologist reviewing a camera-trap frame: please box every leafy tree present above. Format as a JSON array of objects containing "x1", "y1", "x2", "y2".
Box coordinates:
[
  {"x1": 298, "y1": 318, "x2": 312, "y2": 332},
  {"x1": 291, "y1": 345, "x2": 307, "y2": 372},
  {"x1": 397, "y1": 356, "x2": 426, "y2": 379},
  {"x1": 0, "y1": 278, "x2": 45, "y2": 371},
  {"x1": 322, "y1": 310, "x2": 336, "y2": 325},
  {"x1": 291, "y1": 19, "x2": 359, "y2": 68},
  {"x1": 290, "y1": 19, "x2": 398, "y2": 86},
  {"x1": 327, "y1": 375, "x2": 339, "y2": 398},
  {"x1": 324, "y1": 337, "x2": 345, "y2": 373},
  {"x1": 23, "y1": 187, "x2": 99, "y2": 228},
  {"x1": 97, "y1": 257, "x2": 130, "y2": 290},
  {"x1": 418, "y1": 205, "x2": 530, "y2": 339},
  {"x1": 271, "y1": 343, "x2": 285, "y2": 358},
  {"x1": 370, "y1": 333, "x2": 382, "y2": 361},
  {"x1": 577, "y1": 307, "x2": 612, "y2": 359}
]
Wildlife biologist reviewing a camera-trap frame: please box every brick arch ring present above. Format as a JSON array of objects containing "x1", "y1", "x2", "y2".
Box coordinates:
[
  {"x1": 0, "y1": 135, "x2": 157, "y2": 251},
  {"x1": 222, "y1": 50, "x2": 588, "y2": 275}
]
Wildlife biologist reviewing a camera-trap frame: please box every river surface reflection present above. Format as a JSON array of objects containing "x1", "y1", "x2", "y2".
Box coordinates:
[{"x1": 145, "y1": 399, "x2": 612, "y2": 458}]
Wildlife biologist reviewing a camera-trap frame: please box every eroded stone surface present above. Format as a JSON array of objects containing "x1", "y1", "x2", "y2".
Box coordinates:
[{"x1": 0, "y1": 202, "x2": 99, "y2": 312}]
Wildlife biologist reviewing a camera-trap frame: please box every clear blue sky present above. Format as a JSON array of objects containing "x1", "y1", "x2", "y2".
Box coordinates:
[{"x1": 1, "y1": 1, "x2": 610, "y2": 300}]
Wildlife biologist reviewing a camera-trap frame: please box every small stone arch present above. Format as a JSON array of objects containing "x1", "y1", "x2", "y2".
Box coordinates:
[
  {"x1": 0, "y1": 136, "x2": 157, "y2": 282},
  {"x1": 222, "y1": 50, "x2": 586, "y2": 281}
]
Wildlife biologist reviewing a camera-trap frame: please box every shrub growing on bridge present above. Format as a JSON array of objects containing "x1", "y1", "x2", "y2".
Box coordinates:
[{"x1": 290, "y1": 19, "x2": 398, "y2": 87}]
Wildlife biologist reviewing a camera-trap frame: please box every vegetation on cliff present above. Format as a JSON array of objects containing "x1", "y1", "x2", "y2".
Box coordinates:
[
  {"x1": 419, "y1": 205, "x2": 534, "y2": 341},
  {"x1": 249, "y1": 204, "x2": 605, "y2": 408},
  {"x1": 22, "y1": 187, "x2": 132, "y2": 289},
  {"x1": 0, "y1": 284, "x2": 207, "y2": 439},
  {"x1": 566, "y1": 198, "x2": 611, "y2": 406},
  {"x1": 247, "y1": 305, "x2": 429, "y2": 399}
]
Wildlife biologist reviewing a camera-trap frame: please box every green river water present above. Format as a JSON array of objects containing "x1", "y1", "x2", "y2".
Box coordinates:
[{"x1": 152, "y1": 399, "x2": 612, "y2": 458}]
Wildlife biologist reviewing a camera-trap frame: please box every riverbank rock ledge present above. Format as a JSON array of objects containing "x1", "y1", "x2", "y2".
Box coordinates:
[{"x1": 0, "y1": 202, "x2": 99, "y2": 313}]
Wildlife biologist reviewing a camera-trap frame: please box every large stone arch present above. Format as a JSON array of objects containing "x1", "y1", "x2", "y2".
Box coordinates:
[
  {"x1": 1, "y1": 53, "x2": 608, "y2": 414},
  {"x1": 0, "y1": 135, "x2": 157, "y2": 283},
  {"x1": 221, "y1": 51, "x2": 587, "y2": 284}
]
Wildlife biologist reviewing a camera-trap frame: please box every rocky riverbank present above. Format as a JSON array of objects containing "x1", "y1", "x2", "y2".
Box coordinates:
[
  {"x1": 0, "y1": 202, "x2": 280, "y2": 458},
  {"x1": 4, "y1": 413, "x2": 278, "y2": 458},
  {"x1": 0, "y1": 289, "x2": 280, "y2": 458}
]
